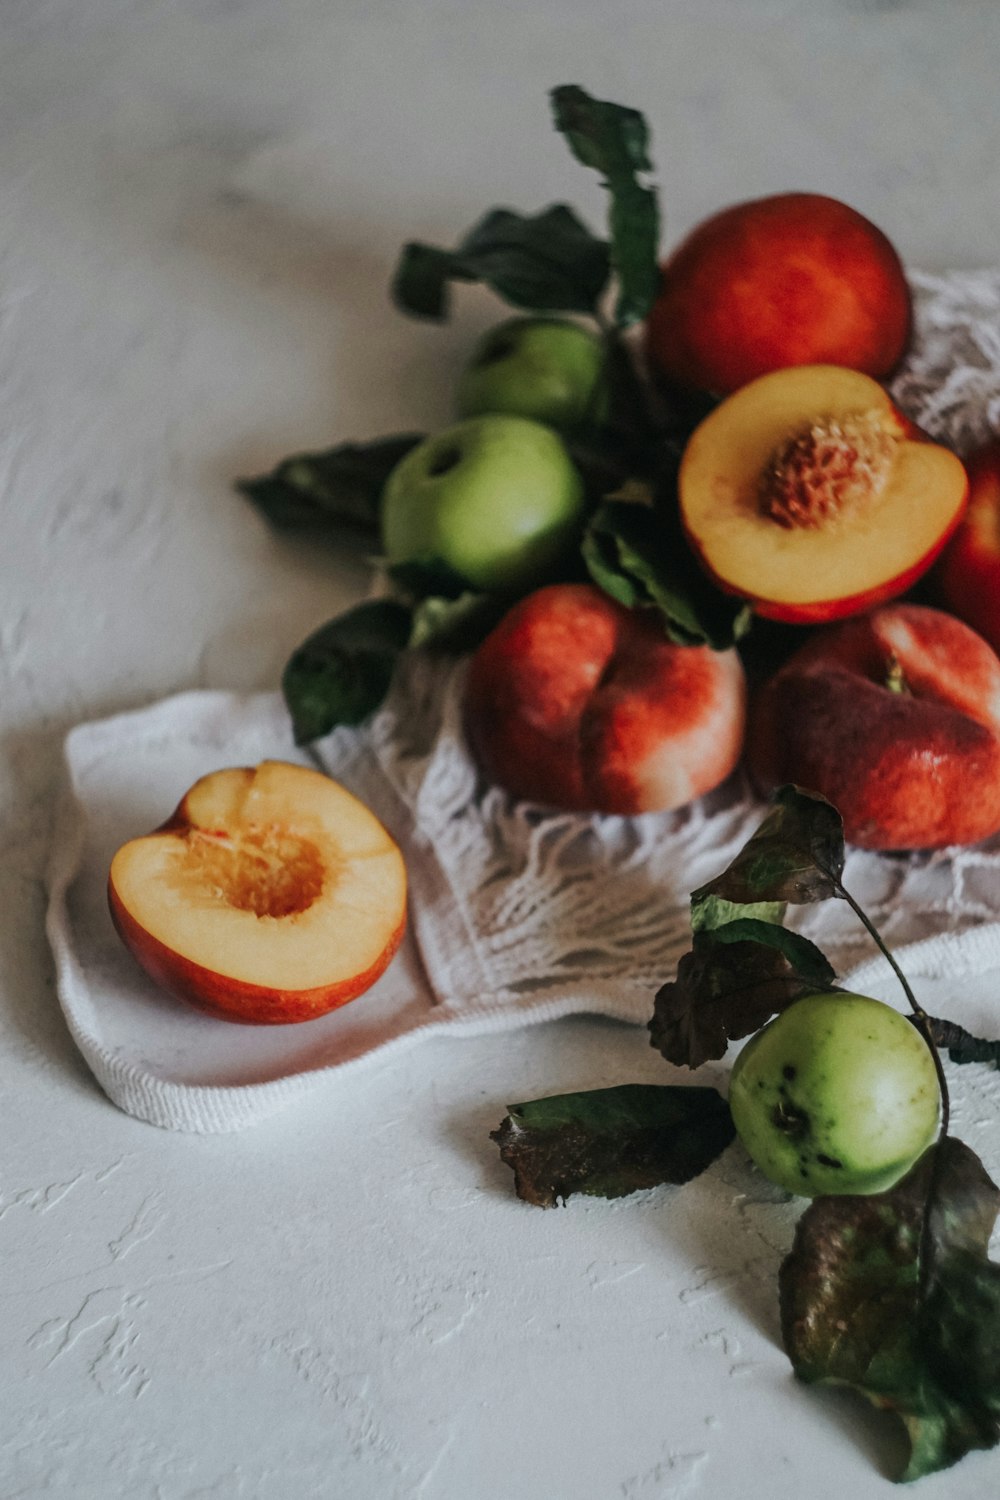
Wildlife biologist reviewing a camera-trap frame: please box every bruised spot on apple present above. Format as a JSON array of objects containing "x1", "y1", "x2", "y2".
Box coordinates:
[
  {"x1": 747, "y1": 603, "x2": 1000, "y2": 851},
  {"x1": 938, "y1": 438, "x2": 1000, "y2": 655},
  {"x1": 108, "y1": 761, "x2": 407, "y2": 1024},
  {"x1": 463, "y1": 582, "x2": 746, "y2": 815},
  {"x1": 679, "y1": 365, "x2": 967, "y2": 624},
  {"x1": 645, "y1": 191, "x2": 912, "y2": 396}
]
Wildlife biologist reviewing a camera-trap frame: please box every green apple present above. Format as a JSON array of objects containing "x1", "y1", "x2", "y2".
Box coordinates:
[
  {"x1": 728, "y1": 991, "x2": 940, "y2": 1198},
  {"x1": 455, "y1": 317, "x2": 609, "y2": 431},
  {"x1": 380, "y1": 414, "x2": 586, "y2": 593}
]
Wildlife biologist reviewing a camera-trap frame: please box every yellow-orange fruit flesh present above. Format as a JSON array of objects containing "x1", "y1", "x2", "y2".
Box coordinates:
[
  {"x1": 679, "y1": 366, "x2": 968, "y2": 624},
  {"x1": 108, "y1": 761, "x2": 407, "y2": 1024}
]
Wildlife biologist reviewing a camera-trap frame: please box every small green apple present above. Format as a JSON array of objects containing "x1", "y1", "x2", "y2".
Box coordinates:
[
  {"x1": 728, "y1": 991, "x2": 940, "y2": 1198},
  {"x1": 455, "y1": 317, "x2": 609, "y2": 431},
  {"x1": 380, "y1": 414, "x2": 586, "y2": 593}
]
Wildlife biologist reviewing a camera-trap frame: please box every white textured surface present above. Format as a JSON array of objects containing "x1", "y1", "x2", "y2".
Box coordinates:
[{"x1": 8, "y1": 2, "x2": 1000, "y2": 1495}]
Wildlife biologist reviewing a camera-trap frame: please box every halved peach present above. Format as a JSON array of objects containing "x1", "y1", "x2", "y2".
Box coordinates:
[
  {"x1": 678, "y1": 365, "x2": 968, "y2": 624},
  {"x1": 108, "y1": 760, "x2": 407, "y2": 1024}
]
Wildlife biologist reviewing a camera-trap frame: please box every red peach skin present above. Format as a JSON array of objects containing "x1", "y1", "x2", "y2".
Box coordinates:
[
  {"x1": 109, "y1": 880, "x2": 405, "y2": 1025},
  {"x1": 646, "y1": 192, "x2": 912, "y2": 395},
  {"x1": 747, "y1": 604, "x2": 1000, "y2": 850},
  {"x1": 463, "y1": 583, "x2": 746, "y2": 815},
  {"x1": 938, "y1": 440, "x2": 1000, "y2": 654}
]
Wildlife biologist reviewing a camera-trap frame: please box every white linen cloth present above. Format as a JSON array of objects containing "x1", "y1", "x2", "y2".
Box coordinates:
[{"x1": 45, "y1": 270, "x2": 1000, "y2": 1131}]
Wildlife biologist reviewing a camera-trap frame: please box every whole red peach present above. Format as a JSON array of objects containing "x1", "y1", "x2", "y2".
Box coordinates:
[
  {"x1": 937, "y1": 439, "x2": 1000, "y2": 654},
  {"x1": 646, "y1": 192, "x2": 912, "y2": 395},
  {"x1": 746, "y1": 604, "x2": 1000, "y2": 850},
  {"x1": 463, "y1": 582, "x2": 746, "y2": 815}
]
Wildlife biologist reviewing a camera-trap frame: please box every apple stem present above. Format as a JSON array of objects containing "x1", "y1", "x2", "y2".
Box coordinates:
[
  {"x1": 833, "y1": 876, "x2": 950, "y2": 1132},
  {"x1": 833, "y1": 873, "x2": 951, "y2": 1301}
]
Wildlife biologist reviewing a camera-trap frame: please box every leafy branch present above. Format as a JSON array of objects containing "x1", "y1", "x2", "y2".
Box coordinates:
[
  {"x1": 549, "y1": 83, "x2": 660, "y2": 329},
  {"x1": 494, "y1": 785, "x2": 1000, "y2": 1480},
  {"x1": 644, "y1": 784, "x2": 1000, "y2": 1479},
  {"x1": 393, "y1": 85, "x2": 661, "y2": 334},
  {"x1": 781, "y1": 1137, "x2": 1000, "y2": 1480}
]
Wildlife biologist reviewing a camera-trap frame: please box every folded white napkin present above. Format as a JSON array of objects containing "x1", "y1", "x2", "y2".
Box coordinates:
[
  {"x1": 45, "y1": 652, "x2": 1000, "y2": 1132},
  {"x1": 44, "y1": 268, "x2": 1000, "y2": 1131}
]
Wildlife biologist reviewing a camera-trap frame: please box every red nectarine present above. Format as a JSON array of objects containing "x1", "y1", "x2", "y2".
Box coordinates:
[
  {"x1": 746, "y1": 604, "x2": 1000, "y2": 850},
  {"x1": 678, "y1": 365, "x2": 967, "y2": 624},
  {"x1": 938, "y1": 438, "x2": 1000, "y2": 654},
  {"x1": 108, "y1": 760, "x2": 407, "y2": 1024},
  {"x1": 645, "y1": 191, "x2": 912, "y2": 395},
  {"x1": 463, "y1": 582, "x2": 746, "y2": 815}
]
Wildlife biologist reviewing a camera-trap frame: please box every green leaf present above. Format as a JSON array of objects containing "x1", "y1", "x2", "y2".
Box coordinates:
[
  {"x1": 780, "y1": 1136, "x2": 1000, "y2": 1481},
  {"x1": 385, "y1": 556, "x2": 470, "y2": 602},
  {"x1": 690, "y1": 894, "x2": 786, "y2": 934},
  {"x1": 281, "y1": 599, "x2": 413, "y2": 744},
  {"x1": 693, "y1": 784, "x2": 846, "y2": 909},
  {"x1": 563, "y1": 437, "x2": 651, "y2": 506},
  {"x1": 649, "y1": 930, "x2": 835, "y2": 1070},
  {"x1": 237, "y1": 434, "x2": 423, "y2": 543},
  {"x1": 582, "y1": 499, "x2": 752, "y2": 649},
  {"x1": 928, "y1": 1016, "x2": 1000, "y2": 1070},
  {"x1": 550, "y1": 84, "x2": 660, "y2": 328},
  {"x1": 490, "y1": 1084, "x2": 735, "y2": 1207},
  {"x1": 385, "y1": 558, "x2": 520, "y2": 652},
  {"x1": 649, "y1": 789, "x2": 844, "y2": 1068},
  {"x1": 703, "y1": 918, "x2": 836, "y2": 980},
  {"x1": 392, "y1": 205, "x2": 611, "y2": 321},
  {"x1": 389, "y1": 243, "x2": 462, "y2": 320},
  {"x1": 408, "y1": 591, "x2": 507, "y2": 653}
]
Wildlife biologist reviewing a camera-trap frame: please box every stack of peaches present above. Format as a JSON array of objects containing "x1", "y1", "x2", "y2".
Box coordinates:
[
  {"x1": 462, "y1": 194, "x2": 1000, "y2": 851},
  {"x1": 109, "y1": 192, "x2": 1000, "y2": 1027}
]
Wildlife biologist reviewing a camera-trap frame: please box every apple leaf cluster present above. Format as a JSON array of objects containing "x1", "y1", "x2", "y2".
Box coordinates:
[
  {"x1": 393, "y1": 205, "x2": 611, "y2": 324},
  {"x1": 395, "y1": 85, "x2": 658, "y2": 330},
  {"x1": 491, "y1": 784, "x2": 1000, "y2": 1481},
  {"x1": 238, "y1": 84, "x2": 761, "y2": 745},
  {"x1": 279, "y1": 580, "x2": 513, "y2": 742},
  {"x1": 582, "y1": 496, "x2": 752, "y2": 650},
  {"x1": 781, "y1": 1136, "x2": 1000, "y2": 1480},
  {"x1": 549, "y1": 84, "x2": 660, "y2": 329},
  {"x1": 649, "y1": 785, "x2": 841, "y2": 1067},
  {"x1": 490, "y1": 1084, "x2": 734, "y2": 1208}
]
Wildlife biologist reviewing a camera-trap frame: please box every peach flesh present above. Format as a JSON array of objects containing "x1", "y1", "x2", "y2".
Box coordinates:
[
  {"x1": 679, "y1": 366, "x2": 968, "y2": 624},
  {"x1": 108, "y1": 761, "x2": 407, "y2": 1024}
]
